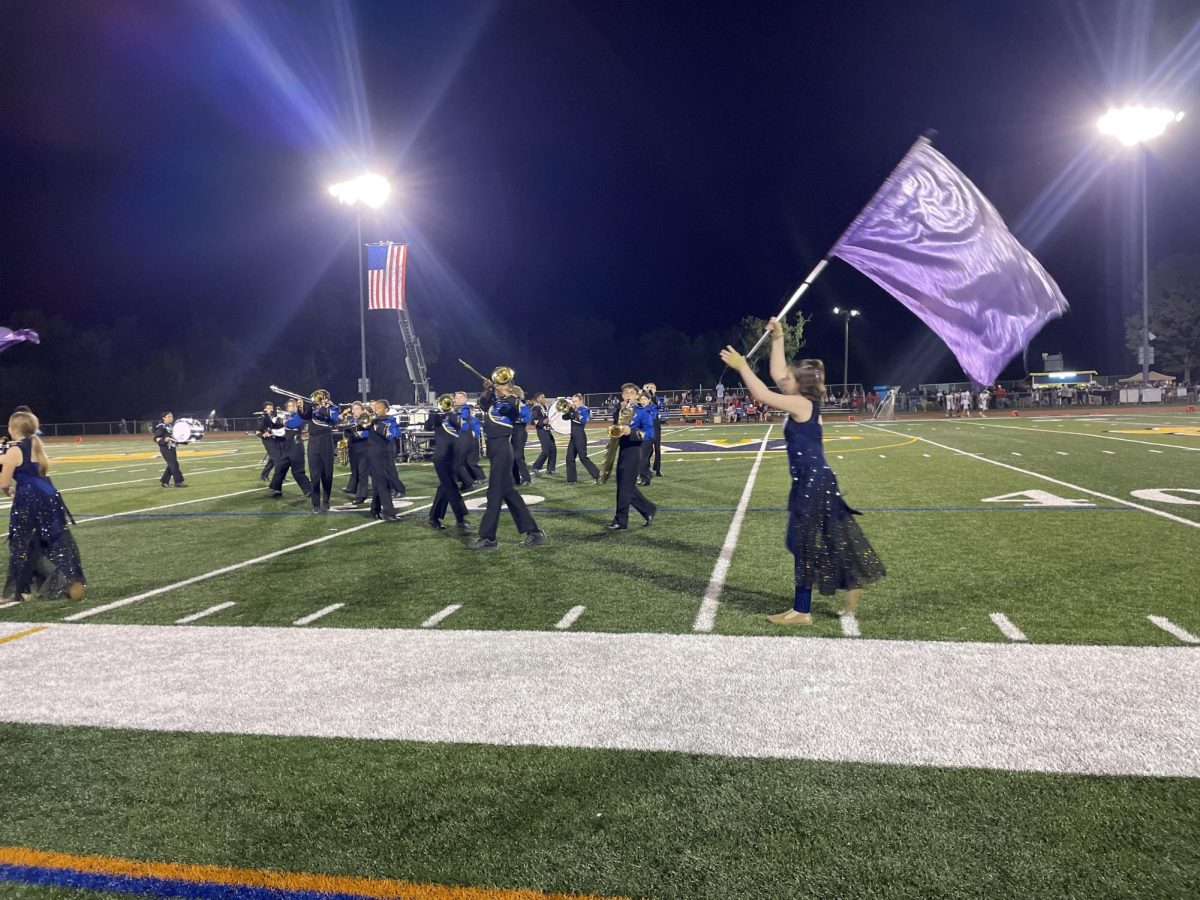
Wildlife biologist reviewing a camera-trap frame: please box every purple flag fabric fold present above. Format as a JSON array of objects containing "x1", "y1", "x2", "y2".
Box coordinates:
[
  {"x1": 0, "y1": 327, "x2": 41, "y2": 355},
  {"x1": 831, "y1": 138, "x2": 1068, "y2": 385}
]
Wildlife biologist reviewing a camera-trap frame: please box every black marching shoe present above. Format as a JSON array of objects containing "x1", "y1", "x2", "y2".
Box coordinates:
[
  {"x1": 426, "y1": 519, "x2": 447, "y2": 530},
  {"x1": 591, "y1": 478, "x2": 600, "y2": 485},
  {"x1": 456, "y1": 520, "x2": 474, "y2": 532},
  {"x1": 468, "y1": 537, "x2": 499, "y2": 551},
  {"x1": 653, "y1": 470, "x2": 663, "y2": 477},
  {"x1": 638, "y1": 477, "x2": 651, "y2": 486},
  {"x1": 161, "y1": 482, "x2": 169, "y2": 488},
  {"x1": 642, "y1": 513, "x2": 654, "y2": 528},
  {"x1": 173, "y1": 482, "x2": 188, "y2": 488},
  {"x1": 270, "y1": 490, "x2": 283, "y2": 498},
  {"x1": 381, "y1": 514, "x2": 401, "y2": 522},
  {"x1": 605, "y1": 521, "x2": 627, "y2": 531},
  {"x1": 521, "y1": 531, "x2": 546, "y2": 547}
]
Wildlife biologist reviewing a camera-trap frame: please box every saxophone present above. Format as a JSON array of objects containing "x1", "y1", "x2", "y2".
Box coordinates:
[{"x1": 599, "y1": 401, "x2": 634, "y2": 484}]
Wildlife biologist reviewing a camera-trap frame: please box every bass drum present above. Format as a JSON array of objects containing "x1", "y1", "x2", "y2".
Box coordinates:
[
  {"x1": 547, "y1": 400, "x2": 572, "y2": 436},
  {"x1": 171, "y1": 418, "x2": 205, "y2": 444}
]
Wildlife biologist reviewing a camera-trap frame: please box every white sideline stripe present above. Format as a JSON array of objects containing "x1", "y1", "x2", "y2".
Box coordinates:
[
  {"x1": 556, "y1": 605, "x2": 586, "y2": 630},
  {"x1": 1147, "y1": 615, "x2": 1199, "y2": 644},
  {"x1": 63, "y1": 489, "x2": 485, "y2": 622},
  {"x1": 863, "y1": 425, "x2": 1200, "y2": 530},
  {"x1": 1148, "y1": 449, "x2": 1164, "y2": 453},
  {"x1": 294, "y1": 604, "x2": 344, "y2": 626},
  {"x1": 74, "y1": 488, "x2": 263, "y2": 525},
  {"x1": 693, "y1": 425, "x2": 774, "y2": 633},
  {"x1": 1056, "y1": 451, "x2": 1069, "y2": 456},
  {"x1": 962, "y1": 421, "x2": 1200, "y2": 453},
  {"x1": 922, "y1": 453, "x2": 931, "y2": 458},
  {"x1": 990, "y1": 613, "x2": 1028, "y2": 642},
  {"x1": 0, "y1": 602, "x2": 20, "y2": 611},
  {"x1": 1102, "y1": 450, "x2": 1116, "y2": 454},
  {"x1": 840, "y1": 613, "x2": 860, "y2": 637},
  {"x1": 175, "y1": 602, "x2": 236, "y2": 624},
  {"x1": 1011, "y1": 452, "x2": 1022, "y2": 456},
  {"x1": 422, "y1": 605, "x2": 462, "y2": 628}
]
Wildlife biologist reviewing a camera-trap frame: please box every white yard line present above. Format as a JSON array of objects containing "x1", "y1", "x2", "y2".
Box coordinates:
[
  {"x1": 556, "y1": 605, "x2": 586, "y2": 630},
  {"x1": 962, "y1": 421, "x2": 1200, "y2": 452},
  {"x1": 839, "y1": 613, "x2": 860, "y2": 637},
  {"x1": 990, "y1": 613, "x2": 1028, "y2": 642},
  {"x1": 1, "y1": 624, "x2": 1197, "y2": 777},
  {"x1": 293, "y1": 604, "x2": 344, "y2": 626},
  {"x1": 0, "y1": 602, "x2": 20, "y2": 611},
  {"x1": 693, "y1": 425, "x2": 774, "y2": 633},
  {"x1": 175, "y1": 602, "x2": 237, "y2": 624},
  {"x1": 1147, "y1": 615, "x2": 1199, "y2": 645},
  {"x1": 74, "y1": 488, "x2": 264, "y2": 525},
  {"x1": 0, "y1": 463, "x2": 260, "y2": 511},
  {"x1": 63, "y1": 489, "x2": 486, "y2": 622},
  {"x1": 863, "y1": 425, "x2": 1200, "y2": 531},
  {"x1": 421, "y1": 605, "x2": 462, "y2": 628}
]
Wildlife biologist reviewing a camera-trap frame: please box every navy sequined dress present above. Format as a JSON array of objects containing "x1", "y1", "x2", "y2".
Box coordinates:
[
  {"x1": 4, "y1": 438, "x2": 86, "y2": 599},
  {"x1": 784, "y1": 403, "x2": 885, "y2": 595}
]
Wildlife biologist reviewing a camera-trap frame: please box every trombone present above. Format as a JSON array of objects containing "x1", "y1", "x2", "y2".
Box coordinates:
[{"x1": 270, "y1": 385, "x2": 332, "y2": 407}]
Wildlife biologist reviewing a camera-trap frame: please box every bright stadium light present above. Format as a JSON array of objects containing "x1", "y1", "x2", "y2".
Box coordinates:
[
  {"x1": 328, "y1": 173, "x2": 392, "y2": 209},
  {"x1": 1096, "y1": 106, "x2": 1184, "y2": 146}
]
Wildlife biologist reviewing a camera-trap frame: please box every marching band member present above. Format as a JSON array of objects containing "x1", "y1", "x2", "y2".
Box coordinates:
[
  {"x1": 564, "y1": 393, "x2": 600, "y2": 484},
  {"x1": 637, "y1": 390, "x2": 655, "y2": 486},
  {"x1": 606, "y1": 384, "x2": 658, "y2": 531},
  {"x1": 299, "y1": 392, "x2": 340, "y2": 512},
  {"x1": 153, "y1": 412, "x2": 187, "y2": 488},
  {"x1": 1, "y1": 410, "x2": 87, "y2": 603},
  {"x1": 452, "y1": 391, "x2": 479, "y2": 490},
  {"x1": 465, "y1": 406, "x2": 486, "y2": 483},
  {"x1": 529, "y1": 392, "x2": 558, "y2": 476},
  {"x1": 268, "y1": 399, "x2": 313, "y2": 499},
  {"x1": 366, "y1": 399, "x2": 401, "y2": 521},
  {"x1": 469, "y1": 374, "x2": 545, "y2": 551},
  {"x1": 257, "y1": 402, "x2": 284, "y2": 482},
  {"x1": 720, "y1": 320, "x2": 884, "y2": 625},
  {"x1": 648, "y1": 382, "x2": 665, "y2": 477},
  {"x1": 427, "y1": 397, "x2": 472, "y2": 532},
  {"x1": 340, "y1": 401, "x2": 371, "y2": 506},
  {"x1": 511, "y1": 385, "x2": 532, "y2": 486}
]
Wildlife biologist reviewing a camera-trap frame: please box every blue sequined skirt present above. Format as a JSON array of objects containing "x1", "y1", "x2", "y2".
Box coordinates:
[
  {"x1": 786, "y1": 455, "x2": 885, "y2": 595},
  {"x1": 5, "y1": 479, "x2": 86, "y2": 599}
]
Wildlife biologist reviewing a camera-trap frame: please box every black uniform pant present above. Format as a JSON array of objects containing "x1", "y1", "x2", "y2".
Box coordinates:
[
  {"x1": 511, "y1": 425, "x2": 530, "y2": 484},
  {"x1": 367, "y1": 447, "x2": 397, "y2": 518},
  {"x1": 158, "y1": 444, "x2": 184, "y2": 485},
  {"x1": 260, "y1": 437, "x2": 280, "y2": 480},
  {"x1": 532, "y1": 427, "x2": 557, "y2": 473},
  {"x1": 651, "y1": 418, "x2": 663, "y2": 474},
  {"x1": 430, "y1": 449, "x2": 469, "y2": 524},
  {"x1": 478, "y1": 433, "x2": 538, "y2": 541},
  {"x1": 615, "y1": 444, "x2": 657, "y2": 527},
  {"x1": 386, "y1": 446, "x2": 406, "y2": 495},
  {"x1": 566, "y1": 429, "x2": 599, "y2": 482},
  {"x1": 308, "y1": 437, "x2": 335, "y2": 508},
  {"x1": 269, "y1": 444, "x2": 312, "y2": 496},
  {"x1": 640, "y1": 438, "x2": 654, "y2": 480},
  {"x1": 453, "y1": 434, "x2": 476, "y2": 490},
  {"x1": 346, "y1": 442, "x2": 369, "y2": 501},
  {"x1": 466, "y1": 437, "x2": 486, "y2": 481}
]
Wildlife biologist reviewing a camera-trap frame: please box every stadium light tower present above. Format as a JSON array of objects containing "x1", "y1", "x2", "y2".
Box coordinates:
[
  {"x1": 1097, "y1": 106, "x2": 1184, "y2": 389},
  {"x1": 833, "y1": 307, "x2": 860, "y2": 391},
  {"x1": 329, "y1": 173, "x2": 392, "y2": 400}
]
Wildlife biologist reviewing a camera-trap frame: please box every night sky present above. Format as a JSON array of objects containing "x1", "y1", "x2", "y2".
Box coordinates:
[{"x1": 3, "y1": 0, "x2": 1199, "y2": 406}]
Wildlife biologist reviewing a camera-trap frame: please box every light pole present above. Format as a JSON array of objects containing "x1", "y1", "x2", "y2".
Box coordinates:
[
  {"x1": 832, "y1": 306, "x2": 860, "y2": 392},
  {"x1": 1097, "y1": 105, "x2": 1184, "y2": 390},
  {"x1": 329, "y1": 173, "x2": 392, "y2": 401}
]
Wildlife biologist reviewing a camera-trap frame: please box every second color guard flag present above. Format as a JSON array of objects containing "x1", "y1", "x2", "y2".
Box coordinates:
[{"x1": 366, "y1": 242, "x2": 407, "y2": 310}]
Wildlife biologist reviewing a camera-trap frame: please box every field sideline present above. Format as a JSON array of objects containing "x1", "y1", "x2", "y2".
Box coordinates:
[{"x1": 1, "y1": 411, "x2": 1197, "y2": 898}]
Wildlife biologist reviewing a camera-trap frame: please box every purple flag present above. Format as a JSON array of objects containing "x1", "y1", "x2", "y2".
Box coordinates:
[
  {"x1": 831, "y1": 138, "x2": 1068, "y2": 385},
  {"x1": 0, "y1": 327, "x2": 40, "y2": 355}
]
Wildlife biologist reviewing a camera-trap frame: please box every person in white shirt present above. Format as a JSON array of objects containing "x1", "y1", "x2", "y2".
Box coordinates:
[
  {"x1": 978, "y1": 389, "x2": 991, "y2": 416},
  {"x1": 960, "y1": 390, "x2": 972, "y2": 418},
  {"x1": 944, "y1": 391, "x2": 957, "y2": 418}
]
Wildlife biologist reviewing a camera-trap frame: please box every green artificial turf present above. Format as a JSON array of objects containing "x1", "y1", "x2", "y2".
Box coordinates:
[{"x1": 0, "y1": 723, "x2": 1196, "y2": 899}]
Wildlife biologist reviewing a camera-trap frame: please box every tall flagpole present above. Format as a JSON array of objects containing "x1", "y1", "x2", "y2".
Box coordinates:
[{"x1": 357, "y1": 210, "x2": 368, "y2": 401}]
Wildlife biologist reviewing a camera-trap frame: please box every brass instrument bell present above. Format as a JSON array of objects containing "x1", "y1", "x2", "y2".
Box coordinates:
[
  {"x1": 490, "y1": 365, "x2": 515, "y2": 385},
  {"x1": 437, "y1": 393, "x2": 455, "y2": 413},
  {"x1": 555, "y1": 397, "x2": 572, "y2": 414}
]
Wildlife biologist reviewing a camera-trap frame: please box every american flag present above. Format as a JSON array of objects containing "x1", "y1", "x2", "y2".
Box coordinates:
[{"x1": 366, "y1": 242, "x2": 407, "y2": 310}]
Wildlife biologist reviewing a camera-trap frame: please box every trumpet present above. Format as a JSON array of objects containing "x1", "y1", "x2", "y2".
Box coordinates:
[
  {"x1": 270, "y1": 385, "x2": 332, "y2": 407},
  {"x1": 437, "y1": 394, "x2": 455, "y2": 413}
]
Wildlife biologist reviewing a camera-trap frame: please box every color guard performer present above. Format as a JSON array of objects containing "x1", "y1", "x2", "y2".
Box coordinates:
[
  {"x1": 606, "y1": 384, "x2": 658, "y2": 530},
  {"x1": 153, "y1": 412, "x2": 187, "y2": 488},
  {"x1": 564, "y1": 394, "x2": 600, "y2": 484},
  {"x1": 257, "y1": 402, "x2": 284, "y2": 482},
  {"x1": 268, "y1": 400, "x2": 313, "y2": 498},
  {"x1": 427, "y1": 395, "x2": 473, "y2": 532},
  {"x1": 299, "y1": 391, "x2": 339, "y2": 512},
  {"x1": 469, "y1": 369, "x2": 545, "y2": 551},
  {"x1": 529, "y1": 392, "x2": 558, "y2": 476}
]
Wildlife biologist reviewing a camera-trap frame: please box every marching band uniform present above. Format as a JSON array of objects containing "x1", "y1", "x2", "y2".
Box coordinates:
[
  {"x1": 651, "y1": 391, "x2": 665, "y2": 476},
  {"x1": 470, "y1": 387, "x2": 544, "y2": 550},
  {"x1": 345, "y1": 422, "x2": 371, "y2": 504},
  {"x1": 268, "y1": 410, "x2": 313, "y2": 497},
  {"x1": 257, "y1": 408, "x2": 284, "y2": 482},
  {"x1": 427, "y1": 408, "x2": 471, "y2": 530},
  {"x1": 366, "y1": 412, "x2": 399, "y2": 520},
  {"x1": 453, "y1": 403, "x2": 479, "y2": 490},
  {"x1": 638, "y1": 395, "x2": 655, "y2": 485},
  {"x1": 530, "y1": 400, "x2": 558, "y2": 475},
  {"x1": 153, "y1": 417, "x2": 186, "y2": 487},
  {"x1": 466, "y1": 411, "x2": 486, "y2": 482},
  {"x1": 300, "y1": 401, "x2": 340, "y2": 511},
  {"x1": 511, "y1": 399, "x2": 532, "y2": 485},
  {"x1": 565, "y1": 403, "x2": 600, "y2": 484},
  {"x1": 608, "y1": 401, "x2": 657, "y2": 530}
]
